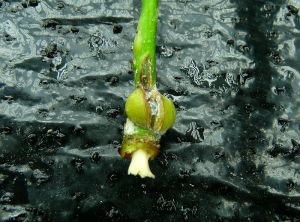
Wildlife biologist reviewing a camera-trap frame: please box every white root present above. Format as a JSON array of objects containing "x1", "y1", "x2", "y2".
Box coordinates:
[{"x1": 128, "y1": 149, "x2": 155, "y2": 179}]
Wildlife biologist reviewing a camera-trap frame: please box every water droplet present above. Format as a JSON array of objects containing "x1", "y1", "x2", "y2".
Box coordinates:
[
  {"x1": 158, "y1": 153, "x2": 169, "y2": 168},
  {"x1": 156, "y1": 194, "x2": 176, "y2": 212},
  {"x1": 96, "y1": 105, "x2": 104, "y2": 114},
  {"x1": 180, "y1": 59, "x2": 200, "y2": 80},
  {"x1": 1, "y1": 126, "x2": 12, "y2": 135},
  {"x1": 285, "y1": 139, "x2": 300, "y2": 159},
  {"x1": 278, "y1": 118, "x2": 289, "y2": 132},
  {"x1": 157, "y1": 45, "x2": 174, "y2": 58},
  {"x1": 0, "y1": 192, "x2": 14, "y2": 204},
  {"x1": 3, "y1": 95, "x2": 14, "y2": 103},
  {"x1": 70, "y1": 95, "x2": 87, "y2": 104},
  {"x1": 90, "y1": 152, "x2": 101, "y2": 163},
  {"x1": 71, "y1": 158, "x2": 84, "y2": 174},
  {"x1": 286, "y1": 179, "x2": 295, "y2": 191},
  {"x1": 274, "y1": 86, "x2": 285, "y2": 95},
  {"x1": 88, "y1": 32, "x2": 117, "y2": 59},
  {"x1": 214, "y1": 150, "x2": 225, "y2": 160},
  {"x1": 267, "y1": 143, "x2": 287, "y2": 157},
  {"x1": 179, "y1": 168, "x2": 194, "y2": 178},
  {"x1": 185, "y1": 122, "x2": 204, "y2": 143},
  {"x1": 106, "y1": 206, "x2": 123, "y2": 219},
  {"x1": 244, "y1": 104, "x2": 254, "y2": 114},
  {"x1": 210, "y1": 120, "x2": 223, "y2": 129},
  {"x1": 32, "y1": 169, "x2": 50, "y2": 186},
  {"x1": 107, "y1": 171, "x2": 120, "y2": 185},
  {"x1": 72, "y1": 192, "x2": 86, "y2": 201},
  {"x1": 42, "y1": 43, "x2": 58, "y2": 58},
  {"x1": 269, "y1": 51, "x2": 283, "y2": 64},
  {"x1": 56, "y1": 1, "x2": 64, "y2": 10},
  {"x1": 73, "y1": 126, "x2": 85, "y2": 135},
  {"x1": 111, "y1": 140, "x2": 120, "y2": 149},
  {"x1": 0, "y1": 174, "x2": 9, "y2": 185},
  {"x1": 37, "y1": 108, "x2": 49, "y2": 118},
  {"x1": 105, "y1": 75, "x2": 119, "y2": 86},
  {"x1": 1, "y1": 206, "x2": 27, "y2": 221},
  {"x1": 106, "y1": 108, "x2": 120, "y2": 118},
  {"x1": 27, "y1": 134, "x2": 37, "y2": 145}
]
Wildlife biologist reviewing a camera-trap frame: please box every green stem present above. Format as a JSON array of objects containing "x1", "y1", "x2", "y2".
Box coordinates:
[
  {"x1": 133, "y1": 0, "x2": 158, "y2": 89},
  {"x1": 119, "y1": 0, "x2": 176, "y2": 178}
]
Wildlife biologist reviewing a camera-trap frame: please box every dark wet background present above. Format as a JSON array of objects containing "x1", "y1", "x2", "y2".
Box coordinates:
[{"x1": 1, "y1": 0, "x2": 300, "y2": 221}]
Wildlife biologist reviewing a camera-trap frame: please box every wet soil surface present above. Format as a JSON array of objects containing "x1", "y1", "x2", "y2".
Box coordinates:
[{"x1": 1, "y1": 0, "x2": 300, "y2": 221}]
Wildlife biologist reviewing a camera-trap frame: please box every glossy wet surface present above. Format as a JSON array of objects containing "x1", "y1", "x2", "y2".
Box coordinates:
[{"x1": 1, "y1": 0, "x2": 300, "y2": 221}]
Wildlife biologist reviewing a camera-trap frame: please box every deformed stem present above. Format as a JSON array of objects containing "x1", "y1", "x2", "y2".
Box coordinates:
[{"x1": 119, "y1": 0, "x2": 176, "y2": 179}]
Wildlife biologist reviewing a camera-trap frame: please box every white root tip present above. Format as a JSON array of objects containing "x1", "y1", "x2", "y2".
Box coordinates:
[{"x1": 128, "y1": 149, "x2": 155, "y2": 179}]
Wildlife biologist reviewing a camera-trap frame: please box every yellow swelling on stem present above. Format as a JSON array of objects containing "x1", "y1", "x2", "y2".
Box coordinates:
[
  {"x1": 125, "y1": 87, "x2": 176, "y2": 133},
  {"x1": 119, "y1": 0, "x2": 176, "y2": 179}
]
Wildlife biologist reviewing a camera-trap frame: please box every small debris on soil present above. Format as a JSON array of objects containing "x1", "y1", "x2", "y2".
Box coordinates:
[
  {"x1": 71, "y1": 27, "x2": 79, "y2": 33},
  {"x1": 113, "y1": 24, "x2": 123, "y2": 34},
  {"x1": 42, "y1": 19, "x2": 59, "y2": 29},
  {"x1": 29, "y1": 0, "x2": 38, "y2": 7}
]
